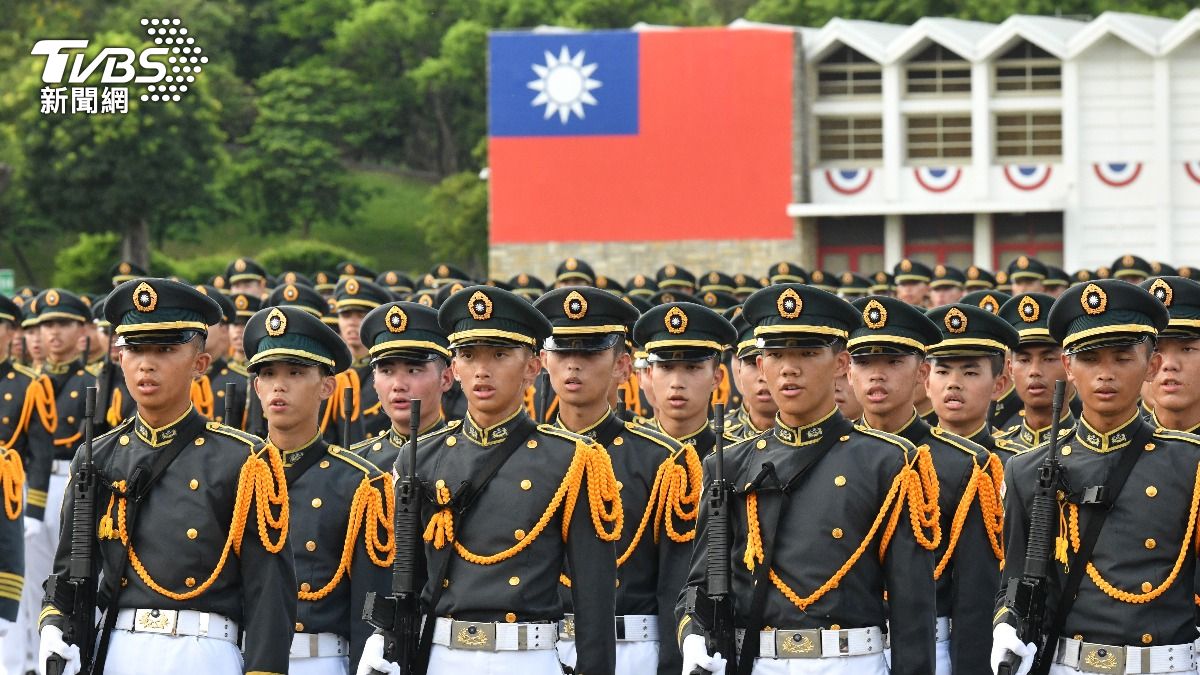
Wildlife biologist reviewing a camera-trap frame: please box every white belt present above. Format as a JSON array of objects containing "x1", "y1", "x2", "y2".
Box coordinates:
[
  {"x1": 737, "y1": 626, "x2": 885, "y2": 659},
  {"x1": 290, "y1": 632, "x2": 350, "y2": 658},
  {"x1": 432, "y1": 617, "x2": 557, "y2": 651},
  {"x1": 51, "y1": 460, "x2": 71, "y2": 476},
  {"x1": 558, "y1": 613, "x2": 658, "y2": 642},
  {"x1": 936, "y1": 616, "x2": 951, "y2": 643},
  {"x1": 114, "y1": 609, "x2": 238, "y2": 644},
  {"x1": 1055, "y1": 636, "x2": 1197, "y2": 674}
]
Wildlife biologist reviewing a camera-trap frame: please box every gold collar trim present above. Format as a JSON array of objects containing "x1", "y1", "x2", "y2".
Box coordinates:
[
  {"x1": 135, "y1": 406, "x2": 195, "y2": 448},
  {"x1": 464, "y1": 406, "x2": 524, "y2": 447},
  {"x1": 1077, "y1": 410, "x2": 1142, "y2": 453},
  {"x1": 774, "y1": 407, "x2": 838, "y2": 447}
]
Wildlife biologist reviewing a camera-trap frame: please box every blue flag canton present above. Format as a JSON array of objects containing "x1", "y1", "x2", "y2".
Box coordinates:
[{"x1": 489, "y1": 31, "x2": 638, "y2": 137}]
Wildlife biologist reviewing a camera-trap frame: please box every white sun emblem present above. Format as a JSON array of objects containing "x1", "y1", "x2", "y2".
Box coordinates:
[{"x1": 528, "y1": 46, "x2": 602, "y2": 124}]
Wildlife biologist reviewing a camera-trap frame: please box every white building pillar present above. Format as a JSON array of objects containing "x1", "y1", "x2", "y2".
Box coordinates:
[
  {"x1": 973, "y1": 213, "x2": 993, "y2": 268},
  {"x1": 885, "y1": 214, "x2": 904, "y2": 267},
  {"x1": 882, "y1": 63, "x2": 903, "y2": 202}
]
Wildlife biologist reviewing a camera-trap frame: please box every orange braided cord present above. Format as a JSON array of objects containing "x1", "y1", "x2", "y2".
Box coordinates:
[
  {"x1": 190, "y1": 376, "x2": 214, "y2": 419},
  {"x1": 2, "y1": 384, "x2": 35, "y2": 449},
  {"x1": 28, "y1": 376, "x2": 57, "y2": 435},
  {"x1": 53, "y1": 431, "x2": 82, "y2": 448},
  {"x1": 977, "y1": 453, "x2": 1005, "y2": 559},
  {"x1": 905, "y1": 445, "x2": 942, "y2": 551},
  {"x1": 0, "y1": 449, "x2": 25, "y2": 520},
  {"x1": 1062, "y1": 461, "x2": 1200, "y2": 604},
  {"x1": 106, "y1": 388, "x2": 124, "y2": 427},
  {"x1": 653, "y1": 444, "x2": 702, "y2": 544},
  {"x1": 710, "y1": 364, "x2": 730, "y2": 406},
  {"x1": 744, "y1": 471, "x2": 906, "y2": 611},
  {"x1": 299, "y1": 473, "x2": 395, "y2": 601},
  {"x1": 523, "y1": 385, "x2": 536, "y2": 419}
]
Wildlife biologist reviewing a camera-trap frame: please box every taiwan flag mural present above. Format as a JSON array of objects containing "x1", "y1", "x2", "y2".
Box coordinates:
[{"x1": 488, "y1": 28, "x2": 795, "y2": 244}]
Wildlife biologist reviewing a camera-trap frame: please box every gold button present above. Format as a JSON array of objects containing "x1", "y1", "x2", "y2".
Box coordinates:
[
  {"x1": 1142, "y1": 633, "x2": 1152, "y2": 645},
  {"x1": 521, "y1": 479, "x2": 532, "y2": 490},
  {"x1": 185, "y1": 577, "x2": 196, "y2": 588},
  {"x1": 514, "y1": 529, "x2": 526, "y2": 540},
  {"x1": 296, "y1": 622, "x2": 304, "y2": 632},
  {"x1": 121, "y1": 577, "x2": 128, "y2": 587},
  {"x1": 1141, "y1": 581, "x2": 1153, "y2": 593},
  {"x1": 1073, "y1": 634, "x2": 1083, "y2": 641},
  {"x1": 1145, "y1": 443, "x2": 1156, "y2": 451},
  {"x1": 220, "y1": 369, "x2": 228, "y2": 375},
  {"x1": 320, "y1": 460, "x2": 330, "y2": 468},
  {"x1": 3, "y1": 393, "x2": 12, "y2": 402},
  {"x1": 832, "y1": 528, "x2": 843, "y2": 539},
  {"x1": 215, "y1": 416, "x2": 223, "y2": 423},
  {"x1": 120, "y1": 435, "x2": 130, "y2": 446},
  {"x1": 372, "y1": 442, "x2": 382, "y2": 452},
  {"x1": 189, "y1": 479, "x2": 199, "y2": 490},
  {"x1": 300, "y1": 582, "x2": 311, "y2": 592},
  {"x1": 505, "y1": 612, "x2": 517, "y2": 623},
  {"x1": 1, "y1": 417, "x2": 8, "y2": 425},
  {"x1": 446, "y1": 437, "x2": 457, "y2": 446},
  {"x1": 834, "y1": 476, "x2": 846, "y2": 487},
  {"x1": 76, "y1": 370, "x2": 84, "y2": 376},
  {"x1": 1145, "y1": 538, "x2": 1156, "y2": 549},
  {"x1": 756, "y1": 439, "x2": 767, "y2": 450},
  {"x1": 216, "y1": 390, "x2": 225, "y2": 398},
  {"x1": 839, "y1": 435, "x2": 849, "y2": 441},
  {"x1": 1061, "y1": 446, "x2": 1072, "y2": 456},
  {"x1": 830, "y1": 624, "x2": 841, "y2": 630},
  {"x1": 615, "y1": 579, "x2": 621, "y2": 588},
  {"x1": 186, "y1": 528, "x2": 198, "y2": 539},
  {"x1": 508, "y1": 576, "x2": 520, "y2": 586},
  {"x1": 527, "y1": 440, "x2": 538, "y2": 448},
  {"x1": 442, "y1": 578, "x2": 450, "y2": 588},
  {"x1": 70, "y1": 391, "x2": 78, "y2": 399},
  {"x1": 613, "y1": 437, "x2": 624, "y2": 446},
  {"x1": 1146, "y1": 486, "x2": 1158, "y2": 498},
  {"x1": 436, "y1": 479, "x2": 446, "y2": 489},
  {"x1": 306, "y1": 540, "x2": 317, "y2": 551},
  {"x1": 194, "y1": 437, "x2": 205, "y2": 446},
  {"x1": 67, "y1": 416, "x2": 74, "y2": 424},
  {"x1": 616, "y1": 481, "x2": 623, "y2": 490}
]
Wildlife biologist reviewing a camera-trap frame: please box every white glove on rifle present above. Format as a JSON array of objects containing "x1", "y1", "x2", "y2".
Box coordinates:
[
  {"x1": 681, "y1": 633, "x2": 727, "y2": 675},
  {"x1": 38, "y1": 625, "x2": 81, "y2": 675},
  {"x1": 355, "y1": 633, "x2": 400, "y2": 675},
  {"x1": 990, "y1": 623, "x2": 1036, "y2": 675}
]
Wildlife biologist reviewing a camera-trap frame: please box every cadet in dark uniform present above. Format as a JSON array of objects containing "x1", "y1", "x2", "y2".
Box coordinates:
[
  {"x1": 656, "y1": 264, "x2": 696, "y2": 296},
  {"x1": 376, "y1": 271, "x2": 415, "y2": 297},
  {"x1": 225, "y1": 257, "x2": 270, "y2": 297},
  {"x1": 349, "y1": 301, "x2": 454, "y2": 473},
  {"x1": 924, "y1": 304, "x2": 1020, "y2": 460},
  {"x1": 723, "y1": 309, "x2": 776, "y2": 442},
  {"x1": 192, "y1": 286, "x2": 248, "y2": 428},
  {"x1": 836, "y1": 272, "x2": 871, "y2": 301},
  {"x1": 677, "y1": 283, "x2": 936, "y2": 675},
  {"x1": 357, "y1": 285, "x2": 618, "y2": 675},
  {"x1": 1007, "y1": 255, "x2": 1048, "y2": 295},
  {"x1": 964, "y1": 265, "x2": 997, "y2": 292},
  {"x1": 39, "y1": 278, "x2": 295, "y2": 675},
  {"x1": 626, "y1": 274, "x2": 659, "y2": 301},
  {"x1": 1142, "y1": 276, "x2": 1200, "y2": 434},
  {"x1": 109, "y1": 261, "x2": 147, "y2": 288},
  {"x1": 991, "y1": 279, "x2": 1200, "y2": 675},
  {"x1": 993, "y1": 293, "x2": 1078, "y2": 453},
  {"x1": 509, "y1": 273, "x2": 548, "y2": 302},
  {"x1": 227, "y1": 292, "x2": 262, "y2": 375},
  {"x1": 534, "y1": 287, "x2": 697, "y2": 675},
  {"x1": 0, "y1": 294, "x2": 29, "y2": 663},
  {"x1": 895, "y1": 259, "x2": 933, "y2": 307},
  {"x1": 1043, "y1": 266, "x2": 1070, "y2": 298},
  {"x1": 868, "y1": 271, "x2": 895, "y2": 298},
  {"x1": 929, "y1": 264, "x2": 966, "y2": 307},
  {"x1": 328, "y1": 278, "x2": 392, "y2": 445},
  {"x1": 767, "y1": 262, "x2": 806, "y2": 286},
  {"x1": 244, "y1": 305, "x2": 393, "y2": 674},
  {"x1": 848, "y1": 296, "x2": 1002, "y2": 674},
  {"x1": 1110, "y1": 253, "x2": 1153, "y2": 284},
  {"x1": 633, "y1": 302, "x2": 736, "y2": 458}
]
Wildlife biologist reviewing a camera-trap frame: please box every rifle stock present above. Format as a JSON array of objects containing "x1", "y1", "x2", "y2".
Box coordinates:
[
  {"x1": 44, "y1": 387, "x2": 100, "y2": 675},
  {"x1": 998, "y1": 380, "x2": 1066, "y2": 675},
  {"x1": 223, "y1": 381, "x2": 236, "y2": 427},
  {"x1": 363, "y1": 399, "x2": 423, "y2": 674}
]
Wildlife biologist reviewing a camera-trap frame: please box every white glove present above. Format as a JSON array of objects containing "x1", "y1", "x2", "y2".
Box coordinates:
[
  {"x1": 681, "y1": 633, "x2": 727, "y2": 675},
  {"x1": 556, "y1": 637, "x2": 578, "y2": 670},
  {"x1": 0, "y1": 617, "x2": 11, "y2": 638},
  {"x1": 355, "y1": 633, "x2": 400, "y2": 675},
  {"x1": 38, "y1": 625, "x2": 81, "y2": 675},
  {"x1": 25, "y1": 516, "x2": 44, "y2": 538},
  {"x1": 990, "y1": 623, "x2": 1036, "y2": 675}
]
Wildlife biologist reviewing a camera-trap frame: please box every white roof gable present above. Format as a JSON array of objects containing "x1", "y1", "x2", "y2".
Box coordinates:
[
  {"x1": 1066, "y1": 11, "x2": 1177, "y2": 57},
  {"x1": 977, "y1": 15, "x2": 1087, "y2": 60}
]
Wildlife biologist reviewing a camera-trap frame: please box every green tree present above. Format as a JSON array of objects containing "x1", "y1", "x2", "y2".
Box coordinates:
[{"x1": 422, "y1": 171, "x2": 488, "y2": 277}]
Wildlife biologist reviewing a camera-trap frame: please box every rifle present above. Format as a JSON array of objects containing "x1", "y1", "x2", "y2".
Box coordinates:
[
  {"x1": 998, "y1": 380, "x2": 1067, "y2": 675},
  {"x1": 93, "y1": 333, "x2": 117, "y2": 427},
  {"x1": 616, "y1": 387, "x2": 627, "y2": 420},
  {"x1": 682, "y1": 403, "x2": 736, "y2": 675},
  {"x1": 363, "y1": 398, "x2": 423, "y2": 674},
  {"x1": 342, "y1": 387, "x2": 354, "y2": 449},
  {"x1": 44, "y1": 387, "x2": 100, "y2": 675},
  {"x1": 223, "y1": 381, "x2": 236, "y2": 427},
  {"x1": 246, "y1": 374, "x2": 266, "y2": 437}
]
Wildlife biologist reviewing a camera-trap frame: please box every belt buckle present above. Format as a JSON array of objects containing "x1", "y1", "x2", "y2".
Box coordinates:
[
  {"x1": 1080, "y1": 643, "x2": 1124, "y2": 674},
  {"x1": 133, "y1": 608, "x2": 178, "y2": 635},
  {"x1": 451, "y1": 621, "x2": 496, "y2": 651},
  {"x1": 776, "y1": 629, "x2": 820, "y2": 659}
]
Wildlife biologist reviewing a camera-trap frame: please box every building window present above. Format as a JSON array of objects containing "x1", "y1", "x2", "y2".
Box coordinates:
[
  {"x1": 993, "y1": 213, "x2": 1063, "y2": 268},
  {"x1": 817, "y1": 45, "x2": 882, "y2": 97},
  {"x1": 905, "y1": 43, "x2": 971, "y2": 95},
  {"x1": 818, "y1": 117, "x2": 883, "y2": 163},
  {"x1": 906, "y1": 114, "x2": 972, "y2": 163},
  {"x1": 817, "y1": 216, "x2": 884, "y2": 272},
  {"x1": 994, "y1": 41, "x2": 1061, "y2": 93},
  {"x1": 995, "y1": 112, "x2": 1062, "y2": 160},
  {"x1": 904, "y1": 215, "x2": 974, "y2": 269}
]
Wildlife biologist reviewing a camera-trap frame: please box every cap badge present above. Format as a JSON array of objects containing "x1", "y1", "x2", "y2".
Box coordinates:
[
  {"x1": 1076, "y1": 271, "x2": 1090, "y2": 281},
  {"x1": 980, "y1": 295, "x2": 999, "y2": 314},
  {"x1": 565, "y1": 258, "x2": 578, "y2": 271},
  {"x1": 1018, "y1": 296, "x2": 1041, "y2": 322},
  {"x1": 778, "y1": 262, "x2": 789, "y2": 274},
  {"x1": 1151, "y1": 262, "x2": 1163, "y2": 274},
  {"x1": 842, "y1": 272, "x2": 853, "y2": 284},
  {"x1": 661, "y1": 293, "x2": 676, "y2": 304},
  {"x1": 213, "y1": 276, "x2": 225, "y2": 288},
  {"x1": 235, "y1": 295, "x2": 249, "y2": 311},
  {"x1": 419, "y1": 294, "x2": 433, "y2": 307},
  {"x1": 283, "y1": 285, "x2": 299, "y2": 302},
  {"x1": 900, "y1": 260, "x2": 913, "y2": 273},
  {"x1": 996, "y1": 271, "x2": 1009, "y2": 284},
  {"x1": 564, "y1": 291, "x2": 588, "y2": 320},
  {"x1": 132, "y1": 283, "x2": 157, "y2": 313},
  {"x1": 468, "y1": 291, "x2": 493, "y2": 321},
  {"x1": 777, "y1": 288, "x2": 803, "y2": 319},
  {"x1": 1122, "y1": 255, "x2": 1134, "y2": 267},
  {"x1": 45, "y1": 290, "x2": 60, "y2": 307},
  {"x1": 665, "y1": 306, "x2": 688, "y2": 334},
  {"x1": 634, "y1": 274, "x2": 646, "y2": 286},
  {"x1": 708, "y1": 272, "x2": 719, "y2": 283},
  {"x1": 119, "y1": 262, "x2": 132, "y2": 275},
  {"x1": 345, "y1": 278, "x2": 360, "y2": 295},
  {"x1": 517, "y1": 273, "x2": 529, "y2": 286},
  {"x1": 386, "y1": 272, "x2": 398, "y2": 285},
  {"x1": 386, "y1": 306, "x2": 408, "y2": 333},
  {"x1": 812, "y1": 271, "x2": 824, "y2": 283},
  {"x1": 234, "y1": 259, "x2": 246, "y2": 273},
  {"x1": 596, "y1": 276, "x2": 608, "y2": 289},
  {"x1": 316, "y1": 272, "x2": 328, "y2": 284},
  {"x1": 345, "y1": 263, "x2": 356, "y2": 275},
  {"x1": 703, "y1": 292, "x2": 717, "y2": 307},
  {"x1": 875, "y1": 272, "x2": 887, "y2": 284},
  {"x1": 863, "y1": 299, "x2": 887, "y2": 329},
  {"x1": 665, "y1": 264, "x2": 677, "y2": 277},
  {"x1": 266, "y1": 308, "x2": 287, "y2": 337},
  {"x1": 967, "y1": 267, "x2": 979, "y2": 280},
  {"x1": 1150, "y1": 278, "x2": 1173, "y2": 307},
  {"x1": 935, "y1": 265, "x2": 946, "y2": 277},
  {"x1": 284, "y1": 272, "x2": 296, "y2": 283},
  {"x1": 1017, "y1": 256, "x2": 1029, "y2": 269},
  {"x1": 945, "y1": 307, "x2": 968, "y2": 334},
  {"x1": 1082, "y1": 283, "x2": 1108, "y2": 316},
  {"x1": 196, "y1": 286, "x2": 209, "y2": 296},
  {"x1": 437, "y1": 264, "x2": 449, "y2": 278}
]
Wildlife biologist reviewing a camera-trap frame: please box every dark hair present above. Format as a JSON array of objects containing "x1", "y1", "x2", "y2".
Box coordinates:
[{"x1": 928, "y1": 354, "x2": 1005, "y2": 378}]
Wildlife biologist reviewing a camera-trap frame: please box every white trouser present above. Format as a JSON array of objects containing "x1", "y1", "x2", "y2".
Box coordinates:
[
  {"x1": 289, "y1": 655, "x2": 350, "y2": 675},
  {"x1": 3, "y1": 472, "x2": 68, "y2": 675},
  {"x1": 427, "y1": 644, "x2": 564, "y2": 675},
  {"x1": 555, "y1": 638, "x2": 659, "y2": 674},
  {"x1": 748, "y1": 653, "x2": 890, "y2": 674},
  {"x1": 103, "y1": 629, "x2": 243, "y2": 675}
]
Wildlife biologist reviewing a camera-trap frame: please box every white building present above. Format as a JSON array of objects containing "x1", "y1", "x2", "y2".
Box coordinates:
[{"x1": 784, "y1": 9, "x2": 1200, "y2": 276}]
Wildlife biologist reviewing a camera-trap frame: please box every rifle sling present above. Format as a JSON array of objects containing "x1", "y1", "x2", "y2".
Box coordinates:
[
  {"x1": 1032, "y1": 426, "x2": 1150, "y2": 675},
  {"x1": 416, "y1": 414, "x2": 538, "y2": 671},
  {"x1": 736, "y1": 419, "x2": 851, "y2": 675}
]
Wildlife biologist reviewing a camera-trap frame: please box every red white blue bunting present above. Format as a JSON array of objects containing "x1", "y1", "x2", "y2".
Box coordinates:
[
  {"x1": 1003, "y1": 164, "x2": 1052, "y2": 191},
  {"x1": 824, "y1": 168, "x2": 873, "y2": 195},
  {"x1": 913, "y1": 166, "x2": 962, "y2": 193},
  {"x1": 1092, "y1": 162, "x2": 1142, "y2": 187}
]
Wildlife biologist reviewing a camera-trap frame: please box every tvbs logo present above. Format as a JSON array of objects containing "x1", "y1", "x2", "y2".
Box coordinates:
[{"x1": 32, "y1": 18, "x2": 204, "y2": 109}]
